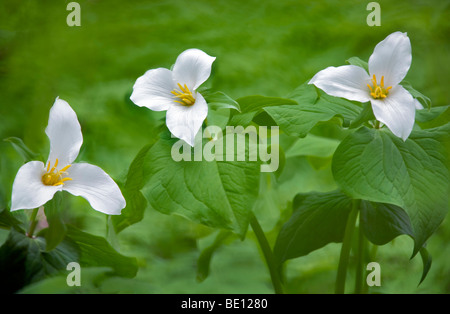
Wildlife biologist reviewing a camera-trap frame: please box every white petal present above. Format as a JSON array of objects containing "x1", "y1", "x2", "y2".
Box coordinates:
[
  {"x1": 368, "y1": 32, "x2": 412, "y2": 87},
  {"x1": 165, "y1": 92, "x2": 208, "y2": 147},
  {"x1": 414, "y1": 99, "x2": 424, "y2": 110},
  {"x1": 62, "y1": 163, "x2": 126, "y2": 215},
  {"x1": 45, "y1": 97, "x2": 83, "y2": 167},
  {"x1": 172, "y1": 49, "x2": 216, "y2": 91},
  {"x1": 11, "y1": 161, "x2": 62, "y2": 211},
  {"x1": 309, "y1": 65, "x2": 371, "y2": 103},
  {"x1": 130, "y1": 68, "x2": 175, "y2": 111},
  {"x1": 371, "y1": 85, "x2": 416, "y2": 141}
]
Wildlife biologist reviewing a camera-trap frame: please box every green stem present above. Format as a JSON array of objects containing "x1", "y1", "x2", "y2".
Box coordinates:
[
  {"x1": 27, "y1": 207, "x2": 40, "y2": 238},
  {"x1": 335, "y1": 199, "x2": 359, "y2": 294},
  {"x1": 354, "y1": 215, "x2": 367, "y2": 294},
  {"x1": 249, "y1": 212, "x2": 283, "y2": 294}
]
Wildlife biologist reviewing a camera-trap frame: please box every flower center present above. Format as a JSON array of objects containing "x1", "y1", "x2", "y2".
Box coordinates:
[
  {"x1": 41, "y1": 159, "x2": 72, "y2": 186},
  {"x1": 171, "y1": 83, "x2": 196, "y2": 106},
  {"x1": 367, "y1": 74, "x2": 392, "y2": 99}
]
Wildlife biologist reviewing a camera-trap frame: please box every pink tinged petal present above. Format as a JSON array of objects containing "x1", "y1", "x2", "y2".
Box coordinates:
[
  {"x1": 45, "y1": 97, "x2": 83, "y2": 168},
  {"x1": 172, "y1": 49, "x2": 216, "y2": 91},
  {"x1": 62, "y1": 163, "x2": 126, "y2": 215},
  {"x1": 368, "y1": 32, "x2": 412, "y2": 88},
  {"x1": 308, "y1": 65, "x2": 371, "y2": 103},
  {"x1": 11, "y1": 161, "x2": 62, "y2": 211},
  {"x1": 130, "y1": 68, "x2": 176, "y2": 111},
  {"x1": 165, "y1": 92, "x2": 208, "y2": 147},
  {"x1": 370, "y1": 85, "x2": 416, "y2": 141}
]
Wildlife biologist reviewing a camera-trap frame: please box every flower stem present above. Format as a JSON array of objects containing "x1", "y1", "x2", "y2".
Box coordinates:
[
  {"x1": 249, "y1": 212, "x2": 283, "y2": 294},
  {"x1": 335, "y1": 199, "x2": 359, "y2": 294},
  {"x1": 27, "y1": 207, "x2": 40, "y2": 238},
  {"x1": 354, "y1": 215, "x2": 367, "y2": 294}
]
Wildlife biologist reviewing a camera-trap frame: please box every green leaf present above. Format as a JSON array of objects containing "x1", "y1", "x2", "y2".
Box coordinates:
[
  {"x1": 349, "y1": 101, "x2": 375, "y2": 129},
  {"x1": 43, "y1": 193, "x2": 66, "y2": 252},
  {"x1": 287, "y1": 81, "x2": 319, "y2": 105},
  {"x1": 415, "y1": 105, "x2": 449, "y2": 123},
  {"x1": 332, "y1": 125, "x2": 450, "y2": 255},
  {"x1": 196, "y1": 230, "x2": 232, "y2": 282},
  {"x1": 0, "y1": 207, "x2": 25, "y2": 231},
  {"x1": 202, "y1": 90, "x2": 240, "y2": 112},
  {"x1": 346, "y1": 56, "x2": 369, "y2": 73},
  {"x1": 360, "y1": 201, "x2": 414, "y2": 245},
  {"x1": 273, "y1": 191, "x2": 353, "y2": 265},
  {"x1": 141, "y1": 133, "x2": 261, "y2": 237},
  {"x1": 112, "y1": 144, "x2": 152, "y2": 234},
  {"x1": 0, "y1": 228, "x2": 78, "y2": 293},
  {"x1": 285, "y1": 133, "x2": 340, "y2": 158},
  {"x1": 4, "y1": 137, "x2": 42, "y2": 163},
  {"x1": 418, "y1": 247, "x2": 432, "y2": 285},
  {"x1": 66, "y1": 225, "x2": 138, "y2": 278},
  {"x1": 229, "y1": 95, "x2": 297, "y2": 126},
  {"x1": 416, "y1": 105, "x2": 450, "y2": 130},
  {"x1": 265, "y1": 88, "x2": 362, "y2": 138},
  {"x1": 401, "y1": 81, "x2": 432, "y2": 109}
]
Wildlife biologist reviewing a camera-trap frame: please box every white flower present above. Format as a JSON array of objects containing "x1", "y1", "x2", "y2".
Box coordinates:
[
  {"x1": 309, "y1": 31, "x2": 423, "y2": 141},
  {"x1": 130, "y1": 48, "x2": 216, "y2": 146},
  {"x1": 11, "y1": 98, "x2": 126, "y2": 215}
]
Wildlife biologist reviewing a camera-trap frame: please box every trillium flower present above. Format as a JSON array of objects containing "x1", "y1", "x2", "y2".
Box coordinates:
[
  {"x1": 130, "y1": 48, "x2": 216, "y2": 146},
  {"x1": 11, "y1": 98, "x2": 126, "y2": 215},
  {"x1": 309, "y1": 31, "x2": 422, "y2": 140}
]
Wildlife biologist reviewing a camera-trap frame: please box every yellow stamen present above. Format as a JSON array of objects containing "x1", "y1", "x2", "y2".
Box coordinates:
[
  {"x1": 368, "y1": 75, "x2": 392, "y2": 100},
  {"x1": 171, "y1": 83, "x2": 196, "y2": 106},
  {"x1": 41, "y1": 159, "x2": 73, "y2": 186}
]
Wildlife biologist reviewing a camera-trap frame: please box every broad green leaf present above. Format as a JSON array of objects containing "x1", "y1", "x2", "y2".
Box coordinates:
[
  {"x1": 202, "y1": 90, "x2": 240, "y2": 112},
  {"x1": 332, "y1": 125, "x2": 450, "y2": 255},
  {"x1": 360, "y1": 201, "x2": 414, "y2": 246},
  {"x1": 418, "y1": 247, "x2": 432, "y2": 285},
  {"x1": 0, "y1": 228, "x2": 78, "y2": 293},
  {"x1": 207, "y1": 107, "x2": 230, "y2": 130},
  {"x1": 112, "y1": 144, "x2": 152, "y2": 234},
  {"x1": 66, "y1": 225, "x2": 138, "y2": 278},
  {"x1": 416, "y1": 105, "x2": 450, "y2": 130},
  {"x1": 346, "y1": 56, "x2": 369, "y2": 73},
  {"x1": 415, "y1": 105, "x2": 449, "y2": 123},
  {"x1": 229, "y1": 95, "x2": 297, "y2": 126},
  {"x1": 141, "y1": 132, "x2": 261, "y2": 237},
  {"x1": 273, "y1": 191, "x2": 353, "y2": 265},
  {"x1": 196, "y1": 230, "x2": 232, "y2": 282},
  {"x1": 252, "y1": 111, "x2": 278, "y2": 127},
  {"x1": 43, "y1": 192, "x2": 66, "y2": 252},
  {"x1": 401, "y1": 81, "x2": 432, "y2": 109},
  {"x1": 349, "y1": 101, "x2": 375, "y2": 129},
  {"x1": 113, "y1": 190, "x2": 147, "y2": 234},
  {"x1": 287, "y1": 82, "x2": 319, "y2": 105},
  {"x1": 252, "y1": 173, "x2": 284, "y2": 231},
  {"x1": 4, "y1": 137, "x2": 42, "y2": 163},
  {"x1": 265, "y1": 88, "x2": 362, "y2": 138},
  {"x1": 285, "y1": 134, "x2": 340, "y2": 158},
  {"x1": 0, "y1": 207, "x2": 25, "y2": 231}
]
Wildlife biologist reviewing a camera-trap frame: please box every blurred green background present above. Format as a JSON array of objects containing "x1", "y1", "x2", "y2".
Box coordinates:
[{"x1": 0, "y1": 0, "x2": 449, "y2": 293}]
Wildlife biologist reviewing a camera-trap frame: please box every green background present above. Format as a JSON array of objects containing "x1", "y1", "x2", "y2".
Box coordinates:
[{"x1": 0, "y1": 0, "x2": 449, "y2": 293}]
